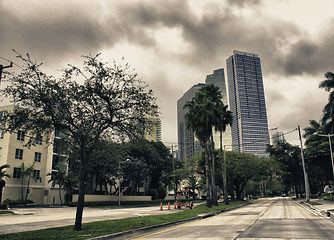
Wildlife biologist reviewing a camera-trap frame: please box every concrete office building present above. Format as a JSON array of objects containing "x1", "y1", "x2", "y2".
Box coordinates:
[
  {"x1": 205, "y1": 69, "x2": 232, "y2": 151},
  {"x1": 177, "y1": 83, "x2": 205, "y2": 160},
  {"x1": 226, "y1": 50, "x2": 270, "y2": 157},
  {"x1": 177, "y1": 68, "x2": 232, "y2": 160}
]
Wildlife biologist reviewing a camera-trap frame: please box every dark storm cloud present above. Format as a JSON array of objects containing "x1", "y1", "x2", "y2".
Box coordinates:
[
  {"x1": 0, "y1": 1, "x2": 109, "y2": 63},
  {"x1": 226, "y1": 0, "x2": 262, "y2": 8},
  {"x1": 1, "y1": 0, "x2": 333, "y2": 78}
]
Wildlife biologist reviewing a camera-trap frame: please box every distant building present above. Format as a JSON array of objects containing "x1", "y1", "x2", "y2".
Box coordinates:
[
  {"x1": 226, "y1": 50, "x2": 270, "y2": 157},
  {"x1": 205, "y1": 69, "x2": 232, "y2": 151},
  {"x1": 271, "y1": 131, "x2": 285, "y2": 146},
  {"x1": 177, "y1": 83, "x2": 205, "y2": 160},
  {"x1": 177, "y1": 68, "x2": 232, "y2": 160},
  {"x1": 144, "y1": 115, "x2": 162, "y2": 142},
  {"x1": 0, "y1": 105, "x2": 66, "y2": 204}
]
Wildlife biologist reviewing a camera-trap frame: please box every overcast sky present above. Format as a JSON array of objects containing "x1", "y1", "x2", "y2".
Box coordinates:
[{"x1": 1, "y1": 0, "x2": 333, "y2": 146}]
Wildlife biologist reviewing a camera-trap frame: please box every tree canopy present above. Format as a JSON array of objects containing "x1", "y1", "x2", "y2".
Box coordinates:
[{"x1": 0, "y1": 52, "x2": 157, "y2": 230}]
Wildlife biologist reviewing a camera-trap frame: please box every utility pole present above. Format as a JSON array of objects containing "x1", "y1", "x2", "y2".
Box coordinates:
[
  {"x1": 298, "y1": 125, "x2": 310, "y2": 201},
  {"x1": 0, "y1": 62, "x2": 13, "y2": 83}
]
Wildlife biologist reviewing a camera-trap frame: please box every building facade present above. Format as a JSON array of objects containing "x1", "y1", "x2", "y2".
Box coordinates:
[
  {"x1": 177, "y1": 83, "x2": 205, "y2": 160},
  {"x1": 144, "y1": 115, "x2": 162, "y2": 142},
  {"x1": 205, "y1": 68, "x2": 232, "y2": 151},
  {"x1": 226, "y1": 50, "x2": 270, "y2": 157},
  {"x1": 0, "y1": 105, "x2": 66, "y2": 204},
  {"x1": 177, "y1": 68, "x2": 232, "y2": 160}
]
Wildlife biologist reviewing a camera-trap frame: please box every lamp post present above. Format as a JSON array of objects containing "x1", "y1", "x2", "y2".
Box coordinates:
[
  {"x1": 118, "y1": 159, "x2": 130, "y2": 206},
  {"x1": 298, "y1": 125, "x2": 310, "y2": 201}
]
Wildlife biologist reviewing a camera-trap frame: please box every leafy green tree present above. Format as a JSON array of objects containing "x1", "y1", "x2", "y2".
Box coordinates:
[
  {"x1": 0, "y1": 52, "x2": 157, "y2": 230},
  {"x1": 303, "y1": 121, "x2": 333, "y2": 192},
  {"x1": 0, "y1": 164, "x2": 10, "y2": 203},
  {"x1": 184, "y1": 84, "x2": 223, "y2": 207},
  {"x1": 225, "y1": 151, "x2": 259, "y2": 200},
  {"x1": 267, "y1": 142, "x2": 304, "y2": 198},
  {"x1": 19, "y1": 162, "x2": 42, "y2": 201},
  {"x1": 319, "y1": 72, "x2": 334, "y2": 133}
]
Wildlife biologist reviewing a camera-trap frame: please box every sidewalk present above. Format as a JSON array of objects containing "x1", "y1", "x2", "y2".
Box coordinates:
[
  {"x1": 300, "y1": 198, "x2": 334, "y2": 219},
  {"x1": 0, "y1": 203, "x2": 194, "y2": 234}
]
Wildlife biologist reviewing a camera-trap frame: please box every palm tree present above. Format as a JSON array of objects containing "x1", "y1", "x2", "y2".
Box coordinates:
[
  {"x1": 303, "y1": 120, "x2": 323, "y2": 145},
  {"x1": 319, "y1": 72, "x2": 334, "y2": 133},
  {"x1": 47, "y1": 165, "x2": 67, "y2": 204},
  {"x1": 0, "y1": 164, "x2": 10, "y2": 203},
  {"x1": 214, "y1": 102, "x2": 233, "y2": 205},
  {"x1": 184, "y1": 84, "x2": 223, "y2": 207},
  {"x1": 19, "y1": 163, "x2": 42, "y2": 201}
]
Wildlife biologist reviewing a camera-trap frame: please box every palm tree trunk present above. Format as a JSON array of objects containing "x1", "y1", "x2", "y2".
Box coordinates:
[
  {"x1": 210, "y1": 135, "x2": 218, "y2": 206},
  {"x1": 204, "y1": 144, "x2": 212, "y2": 208},
  {"x1": 220, "y1": 131, "x2": 229, "y2": 205},
  {"x1": 59, "y1": 186, "x2": 63, "y2": 204},
  {"x1": 25, "y1": 176, "x2": 31, "y2": 201}
]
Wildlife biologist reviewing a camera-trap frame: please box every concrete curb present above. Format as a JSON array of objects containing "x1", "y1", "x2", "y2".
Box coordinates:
[
  {"x1": 298, "y1": 200, "x2": 334, "y2": 221},
  {"x1": 88, "y1": 202, "x2": 252, "y2": 240}
]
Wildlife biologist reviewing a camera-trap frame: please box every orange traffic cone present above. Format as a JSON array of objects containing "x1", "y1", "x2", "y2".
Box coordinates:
[
  {"x1": 160, "y1": 202, "x2": 163, "y2": 211},
  {"x1": 174, "y1": 202, "x2": 177, "y2": 209},
  {"x1": 168, "y1": 202, "x2": 171, "y2": 210}
]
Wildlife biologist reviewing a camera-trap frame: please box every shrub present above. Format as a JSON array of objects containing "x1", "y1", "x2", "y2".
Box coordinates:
[
  {"x1": 148, "y1": 189, "x2": 158, "y2": 200},
  {"x1": 157, "y1": 186, "x2": 167, "y2": 200},
  {"x1": 2, "y1": 199, "x2": 34, "y2": 206}
]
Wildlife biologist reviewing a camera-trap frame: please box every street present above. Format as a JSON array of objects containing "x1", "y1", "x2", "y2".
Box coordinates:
[{"x1": 117, "y1": 197, "x2": 334, "y2": 239}]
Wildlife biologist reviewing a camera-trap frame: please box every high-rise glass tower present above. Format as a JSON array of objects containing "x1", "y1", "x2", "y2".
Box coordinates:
[
  {"x1": 177, "y1": 69, "x2": 231, "y2": 160},
  {"x1": 177, "y1": 83, "x2": 205, "y2": 160},
  {"x1": 226, "y1": 50, "x2": 270, "y2": 157},
  {"x1": 205, "y1": 69, "x2": 232, "y2": 150}
]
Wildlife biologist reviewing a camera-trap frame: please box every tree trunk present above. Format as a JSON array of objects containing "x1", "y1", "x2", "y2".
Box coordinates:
[
  {"x1": 210, "y1": 135, "x2": 218, "y2": 206},
  {"x1": 204, "y1": 145, "x2": 212, "y2": 208},
  {"x1": 25, "y1": 176, "x2": 31, "y2": 201},
  {"x1": 74, "y1": 148, "x2": 88, "y2": 231},
  {"x1": 220, "y1": 131, "x2": 229, "y2": 205},
  {"x1": 59, "y1": 186, "x2": 63, "y2": 204}
]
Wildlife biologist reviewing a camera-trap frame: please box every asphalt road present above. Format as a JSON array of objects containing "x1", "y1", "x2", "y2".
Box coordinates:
[{"x1": 118, "y1": 197, "x2": 334, "y2": 240}]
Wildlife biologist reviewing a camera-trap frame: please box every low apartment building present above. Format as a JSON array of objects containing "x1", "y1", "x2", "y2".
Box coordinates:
[{"x1": 0, "y1": 105, "x2": 66, "y2": 204}]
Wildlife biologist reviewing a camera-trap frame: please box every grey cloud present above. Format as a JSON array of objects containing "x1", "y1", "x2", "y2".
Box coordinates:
[{"x1": 226, "y1": 0, "x2": 262, "y2": 8}]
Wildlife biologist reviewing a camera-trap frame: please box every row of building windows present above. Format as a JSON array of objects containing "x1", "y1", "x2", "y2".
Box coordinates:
[
  {"x1": 15, "y1": 148, "x2": 42, "y2": 162},
  {"x1": 0, "y1": 129, "x2": 43, "y2": 145},
  {"x1": 13, "y1": 167, "x2": 40, "y2": 179}
]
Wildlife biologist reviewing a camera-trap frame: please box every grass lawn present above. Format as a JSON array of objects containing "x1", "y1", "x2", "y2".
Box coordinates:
[
  {"x1": 304, "y1": 201, "x2": 323, "y2": 205},
  {"x1": 0, "y1": 210, "x2": 14, "y2": 215},
  {"x1": 0, "y1": 200, "x2": 247, "y2": 240}
]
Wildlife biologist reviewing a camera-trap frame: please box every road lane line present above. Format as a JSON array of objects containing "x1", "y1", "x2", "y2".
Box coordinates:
[{"x1": 130, "y1": 215, "x2": 216, "y2": 239}]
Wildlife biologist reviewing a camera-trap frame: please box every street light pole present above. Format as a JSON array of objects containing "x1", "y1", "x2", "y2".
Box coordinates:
[
  {"x1": 298, "y1": 125, "x2": 310, "y2": 201},
  {"x1": 118, "y1": 159, "x2": 130, "y2": 206}
]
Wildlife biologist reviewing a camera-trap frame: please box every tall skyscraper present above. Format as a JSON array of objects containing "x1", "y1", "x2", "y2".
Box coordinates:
[
  {"x1": 205, "y1": 69, "x2": 232, "y2": 150},
  {"x1": 226, "y1": 50, "x2": 270, "y2": 157},
  {"x1": 177, "y1": 83, "x2": 205, "y2": 160},
  {"x1": 177, "y1": 69, "x2": 231, "y2": 160}
]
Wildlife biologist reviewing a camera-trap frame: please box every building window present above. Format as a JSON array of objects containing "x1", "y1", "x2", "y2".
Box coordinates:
[
  {"x1": 36, "y1": 135, "x2": 43, "y2": 145},
  {"x1": 17, "y1": 130, "x2": 25, "y2": 141},
  {"x1": 0, "y1": 129, "x2": 4, "y2": 140},
  {"x1": 33, "y1": 170, "x2": 40, "y2": 179},
  {"x1": 34, "y1": 152, "x2": 41, "y2": 162},
  {"x1": 13, "y1": 167, "x2": 21, "y2": 178},
  {"x1": 0, "y1": 111, "x2": 8, "y2": 121},
  {"x1": 15, "y1": 149, "x2": 23, "y2": 160}
]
